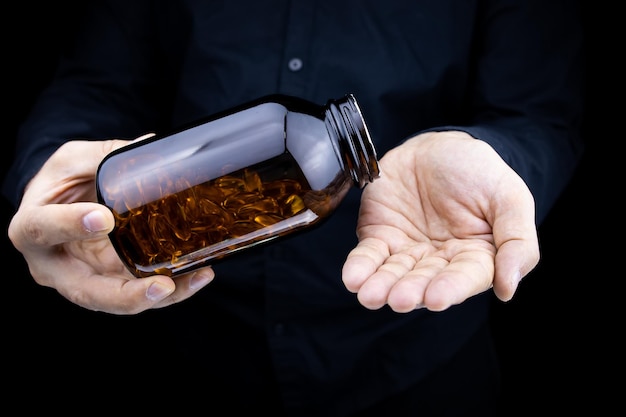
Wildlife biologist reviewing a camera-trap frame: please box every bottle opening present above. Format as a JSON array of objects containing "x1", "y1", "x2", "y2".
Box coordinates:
[{"x1": 327, "y1": 94, "x2": 381, "y2": 188}]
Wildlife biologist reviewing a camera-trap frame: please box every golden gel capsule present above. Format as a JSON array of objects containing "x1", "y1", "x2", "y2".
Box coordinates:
[{"x1": 96, "y1": 94, "x2": 380, "y2": 277}]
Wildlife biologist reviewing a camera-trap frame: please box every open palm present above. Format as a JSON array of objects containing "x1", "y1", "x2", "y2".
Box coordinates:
[{"x1": 342, "y1": 131, "x2": 539, "y2": 312}]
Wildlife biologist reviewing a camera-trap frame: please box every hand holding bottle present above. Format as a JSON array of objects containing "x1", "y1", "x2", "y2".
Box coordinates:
[
  {"x1": 7, "y1": 139, "x2": 215, "y2": 314},
  {"x1": 342, "y1": 130, "x2": 540, "y2": 313}
]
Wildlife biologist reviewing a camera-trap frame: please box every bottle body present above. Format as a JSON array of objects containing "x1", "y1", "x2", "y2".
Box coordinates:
[{"x1": 96, "y1": 94, "x2": 379, "y2": 278}]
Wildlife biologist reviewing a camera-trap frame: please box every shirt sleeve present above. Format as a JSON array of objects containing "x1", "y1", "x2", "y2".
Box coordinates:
[
  {"x1": 3, "y1": 1, "x2": 168, "y2": 207},
  {"x1": 421, "y1": 0, "x2": 585, "y2": 223}
]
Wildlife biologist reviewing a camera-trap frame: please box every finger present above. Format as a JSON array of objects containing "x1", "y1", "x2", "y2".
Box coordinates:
[
  {"x1": 8, "y1": 202, "x2": 114, "y2": 252},
  {"x1": 152, "y1": 268, "x2": 215, "y2": 309},
  {"x1": 132, "y1": 132, "x2": 156, "y2": 142},
  {"x1": 37, "y1": 256, "x2": 214, "y2": 314},
  {"x1": 341, "y1": 237, "x2": 390, "y2": 292},
  {"x1": 419, "y1": 247, "x2": 495, "y2": 312},
  {"x1": 356, "y1": 252, "x2": 417, "y2": 310},
  {"x1": 490, "y1": 186, "x2": 539, "y2": 301},
  {"x1": 56, "y1": 270, "x2": 176, "y2": 314},
  {"x1": 492, "y1": 237, "x2": 540, "y2": 302},
  {"x1": 384, "y1": 256, "x2": 449, "y2": 312}
]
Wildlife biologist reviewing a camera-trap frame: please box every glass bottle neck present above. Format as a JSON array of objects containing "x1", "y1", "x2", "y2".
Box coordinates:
[{"x1": 325, "y1": 94, "x2": 380, "y2": 188}]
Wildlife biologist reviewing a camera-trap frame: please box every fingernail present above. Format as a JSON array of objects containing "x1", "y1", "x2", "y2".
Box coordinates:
[
  {"x1": 190, "y1": 271, "x2": 213, "y2": 290},
  {"x1": 83, "y1": 210, "x2": 108, "y2": 232},
  {"x1": 146, "y1": 282, "x2": 172, "y2": 301}
]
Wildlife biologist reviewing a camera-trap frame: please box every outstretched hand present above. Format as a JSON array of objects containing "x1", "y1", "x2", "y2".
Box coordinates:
[
  {"x1": 342, "y1": 131, "x2": 539, "y2": 313},
  {"x1": 7, "y1": 139, "x2": 215, "y2": 314}
]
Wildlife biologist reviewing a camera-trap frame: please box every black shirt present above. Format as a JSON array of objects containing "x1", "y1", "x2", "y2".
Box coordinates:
[{"x1": 3, "y1": 1, "x2": 584, "y2": 415}]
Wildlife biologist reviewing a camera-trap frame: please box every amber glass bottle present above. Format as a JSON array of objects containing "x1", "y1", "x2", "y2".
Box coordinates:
[{"x1": 96, "y1": 94, "x2": 380, "y2": 278}]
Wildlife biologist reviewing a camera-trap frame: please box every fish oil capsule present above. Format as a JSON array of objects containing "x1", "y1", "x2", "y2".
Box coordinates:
[{"x1": 96, "y1": 94, "x2": 380, "y2": 277}]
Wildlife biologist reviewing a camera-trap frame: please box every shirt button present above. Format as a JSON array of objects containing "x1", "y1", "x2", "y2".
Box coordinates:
[{"x1": 288, "y1": 57, "x2": 303, "y2": 72}]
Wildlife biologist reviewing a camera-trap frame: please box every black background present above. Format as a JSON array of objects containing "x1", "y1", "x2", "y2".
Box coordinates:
[{"x1": 2, "y1": 2, "x2": 618, "y2": 414}]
